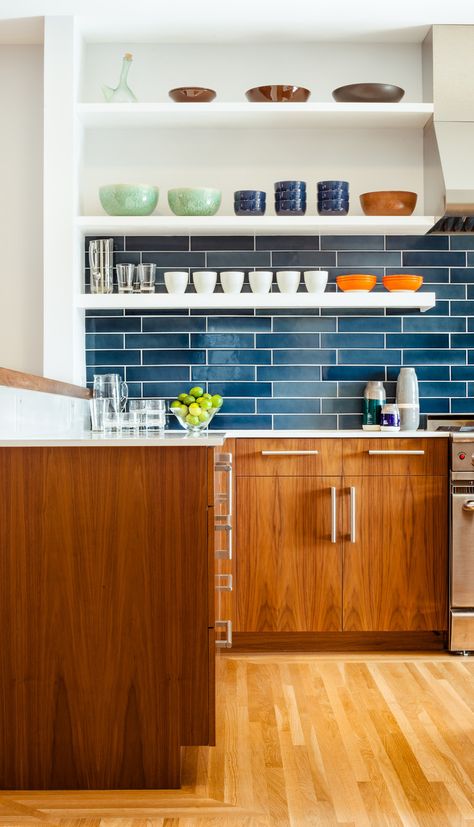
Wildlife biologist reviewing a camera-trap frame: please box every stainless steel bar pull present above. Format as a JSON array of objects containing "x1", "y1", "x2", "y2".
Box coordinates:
[
  {"x1": 350, "y1": 487, "x2": 356, "y2": 543},
  {"x1": 261, "y1": 450, "x2": 319, "y2": 456},
  {"x1": 215, "y1": 573, "x2": 233, "y2": 591},
  {"x1": 368, "y1": 450, "x2": 425, "y2": 456},
  {"x1": 215, "y1": 620, "x2": 233, "y2": 648},
  {"x1": 330, "y1": 487, "x2": 337, "y2": 544}
]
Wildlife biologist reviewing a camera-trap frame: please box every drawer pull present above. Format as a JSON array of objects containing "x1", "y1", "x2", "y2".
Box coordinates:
[
  {"x1": 215, "y1": 547, "x2": 232, "y2": 561},
  {"x1": 215, "y1": 620, "x2": 233, "y2": 649},
  {"x1": 215, "y1": 521, "x2": 231, "y2": 532},
  {"x1": 330, "y1": 487, "x2": 337, "y2": 544},
  {"x1": 215, "y1": 573, "x2": 233, "y2": 591},
  {"x1": 367, "y1": 450, "x2": 425, "y2": 456},
  {"x1": 261, "y1": 450, "x2": 319, "y2": 456},
  {"x1": 350, "y1": 486, "x2": 356, "y2": 544}
]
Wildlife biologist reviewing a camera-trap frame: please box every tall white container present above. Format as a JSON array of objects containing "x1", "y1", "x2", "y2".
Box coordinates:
[{"x1": 396, "y1": 368, "x2": 420, "y2": 430}]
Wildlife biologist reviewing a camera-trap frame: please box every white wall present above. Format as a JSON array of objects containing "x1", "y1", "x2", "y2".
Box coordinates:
[{"x1": 0, "y1": 45, "x2": 43, "y2": 374}]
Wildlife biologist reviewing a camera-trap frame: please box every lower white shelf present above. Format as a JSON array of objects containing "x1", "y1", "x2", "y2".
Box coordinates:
[{"x1": 77, "y1": 292, "x2": 436, "y2": 312}]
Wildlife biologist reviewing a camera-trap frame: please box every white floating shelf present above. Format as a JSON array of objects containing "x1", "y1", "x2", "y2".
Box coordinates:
[
  {"x1": 77, "y1": 292, "x2": 436, "y2": 313},
  {"x1": 76, "y1": 215, "x2": 436, "y2": 237},
  {"x1": 77, "y1": 102, "x2": 434, "y2": 130}
]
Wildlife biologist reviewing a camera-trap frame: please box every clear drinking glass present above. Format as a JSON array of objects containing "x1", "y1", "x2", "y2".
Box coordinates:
[
  {"x1": 144, "y1": 399, "x2": 167, "y2": 432},
  {"x1": 89, "y1": 397, "x2": 108, "y2": 431},
  {"x1": 120, "y1": 411, "x2": 140, "y2": 434},
  {"x1": 137, "y1": 263, "x2": 156, "y2": 293},
  {"x1": 116, "y1": 263, "x2": 135, "y2": 293},
  {"x1": 129, "y1": 399, "x2": 147, "y2": 428},
  {"x1": 93, "y1": 374, "x2": 128, "y2": 413},
  {"x1": 103, "y1": 407, "x2": 122, "y2": 432}
]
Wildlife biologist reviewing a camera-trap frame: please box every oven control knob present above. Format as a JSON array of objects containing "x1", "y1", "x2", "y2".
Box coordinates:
[{"x1": 459, "y1": 452, "x2": 466, "y2": 460}]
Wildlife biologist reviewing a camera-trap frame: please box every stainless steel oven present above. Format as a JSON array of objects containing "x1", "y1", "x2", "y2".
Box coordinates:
[{"x1": 450, "y1": 436, "x2": 474, "y2": 653}]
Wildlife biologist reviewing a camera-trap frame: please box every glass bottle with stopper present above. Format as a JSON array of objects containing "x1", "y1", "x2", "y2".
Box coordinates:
[{"x1": 102, "y1": 53, "x2": 138, "y2": 103}]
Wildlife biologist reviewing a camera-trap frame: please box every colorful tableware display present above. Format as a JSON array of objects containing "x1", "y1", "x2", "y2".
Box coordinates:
[
  {"x1": 332, "y1": 83, "x2": 405, "y2": 103},
  {"x1": 336, "y1": 274, "x2": 377, "y2": 292},
  {"x1": 168, "y1": 187, "x2": 221, "y2": 216},
  {"x1": 382, "y1": 274, "x2": 423, "y2": 292},
  {"x1": 168, "y1": 86, "x2": 216, "y2": 102},
  {"x1": 245, "y1": 85, "x2": 311, "y2": 102},
  {"x1": 99, "y1": 184, "x2": 158, "y2": 216},
  {"x1": 360, "y1": 190, "x2": 417, "y2": 216}
]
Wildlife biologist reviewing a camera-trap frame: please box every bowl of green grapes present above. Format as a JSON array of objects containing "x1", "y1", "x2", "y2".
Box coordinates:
[{"x1": 170, "y1": 386, "x2": 224, "y2": 433}]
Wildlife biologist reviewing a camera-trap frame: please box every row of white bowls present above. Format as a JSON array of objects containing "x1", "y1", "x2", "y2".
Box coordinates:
[{"x1": 164, "y1": 269, "x2": 328, "y2": 295}]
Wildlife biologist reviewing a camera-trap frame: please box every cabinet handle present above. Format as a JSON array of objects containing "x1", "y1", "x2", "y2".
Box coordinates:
[
  {"x1": 215, "y1": 573, "x2": 233, "y2": 591},
  {"x1": 330, "y1": 487, "x2": 337, "y2": 544},
  {"x1": 462, "y1": 500, "x2": 474, "y2": 512},
  {"x1": 215, "y1": 620, "x2": 233, "y2": 649},
  {"x1": 367, "y1": 450, "x2": 425, "y2": 456},
  {"x1": 261, "y1": 450, "x2": 319, "y2": 456},
  {"x1": 350, "y1": 486, "x2": 356, "y2": 543}
]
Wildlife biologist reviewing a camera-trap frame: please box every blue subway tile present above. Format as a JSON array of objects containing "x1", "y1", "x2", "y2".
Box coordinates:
[
  {"x1": 322, "y1": 366, "x2": 385, "y2": 381},
  {"x1": 385, "y1": 267, "x2": 449, "y2": 283},
  {"x1": 207, "y1": 316, "x2": 271, "y2": 332},
  {"x1": 143, "y1": 349, "x2": 205, "y2": 365},
  {"x1": 142, "y1": 316, "x2": 205, "y2": 332},
  {"x1": 86, "y1": 316, "x2": 140, "y2": 333},
  {"x1": 452, "y1": 367, "x2": 474, "y2": 380},
  {"x1": 386, "y1": 235, "x2": 449, "y2": 250},
  {"x1": 321, "y1": 235, "x2": 384, "y2": 250},
  {"x1": 206, "y1": 251, "x2": 271, "y2": 268},
  {"x1": 113, "y1": 251, "x2": 141, "y2": 265},
  {"x1": 207, "y1": 382, "x2": 271, "y2": 397},
  {"x1": 256, "y1": 235, "x2": 320, "y2": 250},
  {"x1": 208, "y1": 349, "x2": 271, "y2": 365},
  {"x1": 420, "y1": 398, "x2": 450, "y2": 413},
  {"x1": 338, "y1": 350, "x2": 401, "y2": 365},
  {"x1": 452, "y1": 301, "x2": 474, "y2": 316},
  {"x1": 322, "y1": 398, "x2": 362, "y2": 413},
  {"x1": 85, "y1": 309, "x2": 124, "y2": 317},
  {"x1": 328, "y1": 268, "x2": 385, "y2": 279},
  {"x1": 386, "y1": 366, "x2": 450, "y2": 380},
  {"x1": 422, "y1": 284, "x2": 465, "y2": 299},
  {"x1": 337, "y1": 251, "x2": 401, "y2": 266},
  {"x1": 386, "y1": 333, "x2": 450, "y2": 348},
  {"x1": 322, "y1": 333, "x2": 385, "y2": 348},
  {"x1": 451, "y1": 398, "x2": 474, "y2": 413},
  {"x1": 143, "y1": 382, "x2": 191, "y2": 398},
  {"x1": 86, "y1": 366, "x2": 126, "y2": 382},
  {"x1": 85, "y1": 333, "x2": 123, "y2": 349},
  {"x1": 419, "y1": 381, "x2": 466, "y2": 397},
  {"x1": 339, "y1": 317, "x2": 401, "y2": 332},
  {"x1": 323, "y1": 306, "x2": 384, "y2": 316},
  {"x1": 86, "y1": 350, "x2": 140, "y2": 366},
  {"x1": 191, "y1": 235, "x2": 254, "y2": 251},
  {"x1": 191, "y1": 365, "x2": 256, "y2": 382},
  {"x1": 273, "y1": 349, "x2": 336, "y2": 364},
  {"x1": 403, "y1": 251, "x2": 465, "y2": 267},
  {"x1": 256, "y1": 333, "x2": 318, "y2": 348},
  {"x1": 450, "y1": 268, "x2": 474, "y2": 283},
  {"x1": 209, "y1": 414, "x2": 272, "y2": 429},
  {"x1": 191, "y1": 307, "x2": 254, "y2": 316},
  {"x1": 336, "y1": 381, "x2": 368, "y2": 397},
  {"x1": 124, "y1": 382, "x2": 142, "y2": 398},
  {"x1": 469, "y1": 383, "x2": 474, "y2": 397},
  {"x1": 273, "y1": 381, "x2": 338, "y2": 398},
  {"x1": 191, "y1": 333, "x2": 255, "y2": 348},
  {"x1": 387, "y1": 300, "x2": 450, "y2": 317},
  {"x1": 125, "y1": 333, "x2": 189, "y2": 349},
  {"x1": 211, "y1": 398, "x2": 256, "y2": 414},
  {"x1": 451, "y1": 236, "x2": 474, "y2": 250},
  {"x1": 339, "y1": 414, "x2": 364, "y2": 429},
  {"x1": 125, "y1": 235, "x2": 188, "y2": 251},
  {"x1": 403, "y1": 317, "x2": 466, "y2": 332},
  {"x1": 469, "y1": 319, "x2": 474, "y2": 332},
  {"x1": 451, "y1": 334, "x2": 474, "y2": 348},
  {"x1": 466, "y1": 253, "x2": 474, "y2": 267},
  {"x1": 273, "y1": 317, "x2": 337, "y2": 332},
  {"x1": 125, "y1": 307, "x2": 188, "y2": 316},
  {"x1": 257, "y1": 366, "x2": 325, "y2": 382},
  {"x1": 273, "y1": 414, "x2": 338, "y2": 430},
  {"x1": 272, "y1": 251, "x2": 336, "y2": 267},
  {"x1": 127, "y1": 366, "x2": 190, "y2": 382},
  {"x1": 142, "y1": 251, "x2": 205, "y2": 266},
  {"x1": 403, "y1": 349, "x2": 466, "y2": 365},
  {"x1": 469, "y1": 352, "x2": 474, "y2": 364},
  {"x1": 257, "y1": 398, "x2": 321, "y2": 414}
]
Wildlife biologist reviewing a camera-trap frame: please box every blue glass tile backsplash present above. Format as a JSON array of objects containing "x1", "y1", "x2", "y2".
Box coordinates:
[{"x1": 85, "y1": 234, "x2": 474, "y2": 429}]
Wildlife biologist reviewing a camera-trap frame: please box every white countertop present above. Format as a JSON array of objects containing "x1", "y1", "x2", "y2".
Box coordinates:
[
  {"x1": 0, "y1": 431, "x2": 227, "y2": 447},
  {"x1": 216, "y1": 429, "x2": 449, "y2": 439}
]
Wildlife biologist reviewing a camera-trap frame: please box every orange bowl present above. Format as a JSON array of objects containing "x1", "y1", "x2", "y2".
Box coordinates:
[
  {"x1": 383, "y1": 274, "x2": 423, "y2": 292},
  {"x1": 336, "y1": 274, "x2": 377, "y2": 292}
]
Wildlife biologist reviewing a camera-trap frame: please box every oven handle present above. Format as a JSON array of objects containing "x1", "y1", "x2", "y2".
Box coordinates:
[{"x1": 462, "y1": 500, "x2": 474, "y2": 512}]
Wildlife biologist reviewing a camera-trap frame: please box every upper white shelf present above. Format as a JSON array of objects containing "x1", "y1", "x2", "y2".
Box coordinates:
[
  {"x1": 76, "y1": 102, "x2": 434, "y2": 130},
  {"x1": 76, "y1": 215, "x2": 436, "y2": 236},
  {"x1": 77, "y1": 292, "x2": 436, "y2": 313}
]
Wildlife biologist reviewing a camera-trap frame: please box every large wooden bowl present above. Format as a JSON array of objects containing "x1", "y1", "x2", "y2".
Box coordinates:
[
  {"x1": 245, "y1": 85, "x2": 311, "y2": 102},
  {"x1": 168, "y1": 87, "x2": 216, "y2": 102},
  {"x1": 360, "y1": 190, "x2": 417, "y2": 216},
  {"x1": 332, "y1": 83, "x2": 405, "y2": 103}
]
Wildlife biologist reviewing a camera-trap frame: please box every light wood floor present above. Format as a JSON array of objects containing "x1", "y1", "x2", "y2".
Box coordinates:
[{"x1": 0, "y1": 653, "x2": 472, "y2": 826}]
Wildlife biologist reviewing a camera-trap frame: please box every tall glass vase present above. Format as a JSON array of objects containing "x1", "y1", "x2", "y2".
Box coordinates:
[
  {"x1": 396, "y1": 368, "x2": 420, "y2": 431},
  {"x1": 102, "y1": 53, "x2": 138, "y2": 103}
]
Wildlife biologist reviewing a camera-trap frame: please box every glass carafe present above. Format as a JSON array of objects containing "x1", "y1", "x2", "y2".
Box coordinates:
[
  {"x1": 93, "y1": 374, "x2": 128, "y2": 413},
  {"x1": 102, "y1": 53, "x2": 138, "y2": 103}
]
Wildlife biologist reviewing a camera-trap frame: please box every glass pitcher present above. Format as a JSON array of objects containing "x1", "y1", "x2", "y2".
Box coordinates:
[{"x1": 93, "y1": 374, "x2": 128, "y2": 413}]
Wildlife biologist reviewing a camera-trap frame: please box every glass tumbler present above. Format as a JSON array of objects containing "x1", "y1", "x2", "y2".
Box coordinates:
[
  {"x1": 144, "y1": 399, "x2": 167, "y2": 432},
  {"x1": 116, "y1": 263, "x2": 135, "y2": 293},
  {"x1": 129, "y1": 399, "x2": 147, "y2": 429},
  {"x1": 89, "y1": 397, "x2": 108, "y2": 431},
  {"x1": 137, "y1": 263, "x2": 156, "y2": 293}
]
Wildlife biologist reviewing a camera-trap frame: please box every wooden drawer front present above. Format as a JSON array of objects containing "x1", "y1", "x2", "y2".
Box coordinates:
[
  {"x1": 342, "y1": 438, "x2": 449, "y2": 476},
  {"x1": 236, "y1": 439, "x2": 342, "y2": 476}
]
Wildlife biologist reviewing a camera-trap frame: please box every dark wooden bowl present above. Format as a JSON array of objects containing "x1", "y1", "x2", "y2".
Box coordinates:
[
  {"x1": 245, "y1": 85, "x2": 311, "y2": 103},
  {"x1": 332, "y1": 83, "x2": 405, "y2": 103},
  {"x1": 168, "y1": 87, "x2": 216, "y2": 103},
  {"x1": 360, "y1": 190, "x2": 417, "y2": 216}
]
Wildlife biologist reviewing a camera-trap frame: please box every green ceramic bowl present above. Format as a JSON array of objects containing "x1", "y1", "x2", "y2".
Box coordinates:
[
  {"x1": 167, "y1": 187, "x2": 221, "y2": 216},
  {"x1": 99, "y1": 184, "x2": 159, "y2": 216}
]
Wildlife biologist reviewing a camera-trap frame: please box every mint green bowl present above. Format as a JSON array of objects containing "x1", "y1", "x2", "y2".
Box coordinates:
[
  {"x1": 99, "y1": 184, "x2": 159, "y2": 216},
  {"x1": 168, "y1": 187, "x2": 221, "y2": 216}
]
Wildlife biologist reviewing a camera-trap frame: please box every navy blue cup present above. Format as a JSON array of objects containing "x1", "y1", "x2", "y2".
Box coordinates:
[
  {"x1": 276, "y1": 198, "x2": 307, "y2": 210},
  {"x1": 317, "y1": 197, "x2": 349, "y2": 208},
  {"x1": 275, "y1": 204, "x2": 307, "y2": 216},
  {"x1": 317, "y1": 180, "x2": 349, "y2": 192},
  {"x1": 235, "y1": 196, "x2": 266, "y2": 207},
  {"x1": 234, "y1": 204, "x2": 266, "y2": 216},
  {"x1": 234, "y1": 190, "x2": 266, "y2": 200},
  {"x1": 274, "y1": 180, "x2": 306, "y2": 191},
  {"x1": 317, "y1": 203, "x2": 348, "y2": 216}
]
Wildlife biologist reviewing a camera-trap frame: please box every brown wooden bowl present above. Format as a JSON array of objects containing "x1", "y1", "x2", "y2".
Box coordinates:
[
  {"x1": 168, "y1": 87, "x2": 216, "y2": 103},
  {"x1": 245, "y1": 85, "x2": 311, "y2": 103},
  {"x1": 332, "y1": 83, "x2": 405, "y2": 103},
  {"x1": 360, "y1": 190, "x2": 417, "y2": 216}
]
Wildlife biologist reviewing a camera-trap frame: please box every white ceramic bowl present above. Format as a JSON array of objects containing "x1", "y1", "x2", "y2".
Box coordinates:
[
  {"x1": 220, "y1": 271, "x2": 245, "y2": 294},
  {"x1": 164, "y1": 271, "x2": 188, "y2": 294},
  {"x1": 276, "y1": 270, "x2": 300, "y2": 293},
  {"x1": 193, "y1": 271, "x2": 217, "y2": 294},
  {"x1": 304, "y1": 270, "x2": 328, "y2": 293},
  {"x1": 249, "y1": 271, "x2": 273, "y2": 293}
]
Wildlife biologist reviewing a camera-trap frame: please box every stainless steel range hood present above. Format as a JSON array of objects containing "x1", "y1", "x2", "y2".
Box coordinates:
[{"x1": 423, "y1": 27, "x2": 474, "y2": 233}]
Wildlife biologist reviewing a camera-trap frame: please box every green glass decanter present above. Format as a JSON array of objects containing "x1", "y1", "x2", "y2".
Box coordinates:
[{"x1": 102, "y1": 53, "x2": 138, "y2": 103}]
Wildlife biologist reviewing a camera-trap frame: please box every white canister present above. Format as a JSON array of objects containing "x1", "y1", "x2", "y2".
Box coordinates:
[
  {"x1": 192, "y1": 270, "x2": 217, "y2": 294},
  {"x1": 164, "y1": 271, "x2": 188, "y2": 294},
  {"x1": 396, "y1": 367, "x2": 420, "y2": 431},
  {"x1": 276, "y1": 270, "x2": 301, "y2": 293},
  {"x1": 249, "y1": 270, "x2": 273, "y2": 293},
  {"x1": 304, "y1": 270, "x2": 328, "y2": 293},
  {"x1": 220, "y1": 271, "x2": 245, "y2": 294}
]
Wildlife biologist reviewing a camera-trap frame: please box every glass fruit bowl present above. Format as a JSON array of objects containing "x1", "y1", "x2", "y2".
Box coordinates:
[{"x1": 170, "y1": 404, "x2": 218, "y2": 433}]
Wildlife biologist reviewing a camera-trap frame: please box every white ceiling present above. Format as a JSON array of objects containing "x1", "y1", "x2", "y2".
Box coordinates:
[{"x1": 3, "y1": 0, "x2": 474, "y2": 43}]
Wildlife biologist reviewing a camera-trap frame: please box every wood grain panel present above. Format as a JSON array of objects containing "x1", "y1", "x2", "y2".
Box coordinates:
[
  {"x1": 343, "y1": 475, "x2": 448, "y2": 632},
  {"x1": 0, "y1": 446, "x2": 210, "y2": 789},
  {"x1": 236, "y1": 476, "x2": 342, "y2": 632},
  {"x1": 342, "y1": 437, "x2": 449, "y2": 476},
  {"x1": 236, "y1": 438, "x2": 343, "y2": 476},
  {"x1": 0, "y1": 367, "x2": 91, "y2": 399},
  {"x1": 232, "y1": 631, "x2": 446, "y2": 651}
]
